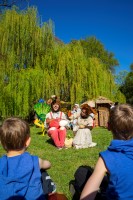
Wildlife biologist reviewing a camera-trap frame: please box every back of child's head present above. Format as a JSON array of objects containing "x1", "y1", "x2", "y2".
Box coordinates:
[
  {"x1": 0, "y1": 117, "x2": 30, "y2": 151},
  {"x1": 108, "y1": 104, "x2": 133, "y2": 140}
]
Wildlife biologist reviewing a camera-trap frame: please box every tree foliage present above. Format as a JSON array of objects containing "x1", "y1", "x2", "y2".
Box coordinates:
[
  {"x1": 0, "y1": 0, "x2": 29, "y2": 9},
  {"x1": 130, "y1": 63, "x2": 133, "y2": 72},
  {"x1": 115, "y1": 70, "x2": 128, "y2": 86},
  {"x1": 119, "y1": 72, "x2": 133, "y2": 104},
  {"x1": 80, "y1": 37, "x2": 119, "y2": 73},
  {"x1": 0, "y1": 7, "x2": 126, "y2": 119}
]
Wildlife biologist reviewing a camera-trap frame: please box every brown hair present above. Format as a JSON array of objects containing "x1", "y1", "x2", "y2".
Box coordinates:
[
  {"x1": 81, "y1": 104, "x2": 93, "y2": 116},
  {"x1": 49, "y1": 95, "x2": 61, "y2": 112},
  {"x1": 0, "y1": 117, "x2": 30, "y2": 151},
  {"x1": 47, "y1": 95, "x2": 60, "y2": 107},
  {"x1": 108, "y1": 104, "x2": 133, "y2": 140}
]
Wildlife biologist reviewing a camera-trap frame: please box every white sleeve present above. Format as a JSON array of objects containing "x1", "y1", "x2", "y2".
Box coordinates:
[
  {"x1": 46, "y1": 113, "x2": 51, "y2": 119},
  {"x1": 44, "y1": 113, "x2": 50, "y2": 128},
  {"x1": 61, "y1": 112, "x2": 67, "y2": 119}
]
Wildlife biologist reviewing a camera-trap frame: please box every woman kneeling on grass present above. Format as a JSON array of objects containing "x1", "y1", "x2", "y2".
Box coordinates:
[{"x1": 72, "y1": 104, "x2": 97, "y2": 149}]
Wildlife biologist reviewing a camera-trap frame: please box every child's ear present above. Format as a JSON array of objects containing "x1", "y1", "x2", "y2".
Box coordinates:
[{"x1": 25, "y1": 137, "x2": 31, "y2": 148}]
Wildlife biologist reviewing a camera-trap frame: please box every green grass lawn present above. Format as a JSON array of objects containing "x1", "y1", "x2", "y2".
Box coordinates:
[{"x1": 0, "y1": 125, "x2": 112, "y2": 199}]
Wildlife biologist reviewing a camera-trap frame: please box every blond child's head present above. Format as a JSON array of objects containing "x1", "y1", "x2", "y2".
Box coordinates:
[
  {"x1": 0, "y1": 117, "x2": 30, "y2": 151},
  {"x1": 108, "y1": 104, "x2": 133, "y2": 140}
]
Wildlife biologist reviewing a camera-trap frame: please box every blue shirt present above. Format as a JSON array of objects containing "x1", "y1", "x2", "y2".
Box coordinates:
[
  {"x1": 0, "y1": 152, "x2": 45, "y2": 200},
  {"x1": 100, "y1": 138, "x2": 133, "y2": 200}
]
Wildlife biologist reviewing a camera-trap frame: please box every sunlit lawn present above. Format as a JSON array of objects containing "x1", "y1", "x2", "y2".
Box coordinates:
[{"x1": 0, "y1": 125, "x2": 112, "y2": 199}]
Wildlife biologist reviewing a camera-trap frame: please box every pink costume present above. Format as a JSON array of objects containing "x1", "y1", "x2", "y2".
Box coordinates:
[{"x1": 46, "y1": 111, "x2": 67, "y2": 148}]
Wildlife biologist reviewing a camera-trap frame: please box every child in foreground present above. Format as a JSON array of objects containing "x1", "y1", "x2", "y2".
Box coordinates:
[
  {"x1": 0, "y1": 117, "x2": 52, "y2": 200},
  {"x1": 80, "y1": 104, "x2": 133, "y2": 200}
]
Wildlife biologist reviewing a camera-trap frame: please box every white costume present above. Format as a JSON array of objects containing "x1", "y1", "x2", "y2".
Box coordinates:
[{"x1": 73, "y1": 115, "x2": 96, "y2": 149}]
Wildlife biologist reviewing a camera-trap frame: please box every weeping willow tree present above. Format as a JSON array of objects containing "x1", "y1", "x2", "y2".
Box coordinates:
[
  {"x1": 0, "y1": 7, "x2": 125, "y2": 119},
  {"x1": 0, "y1": 7, "x2": 56, "y2": 118},
  {"x1": 40, "y1": 39, "x2": 125, "y2": 105}
]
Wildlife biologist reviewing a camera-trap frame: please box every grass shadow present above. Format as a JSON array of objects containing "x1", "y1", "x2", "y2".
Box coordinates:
[
  {"x1": 36, "y1": 131, "x2": 44, "y2": 135},
  {"x1": 46, "y1": 138, "x2": 55, "y2": 146}
]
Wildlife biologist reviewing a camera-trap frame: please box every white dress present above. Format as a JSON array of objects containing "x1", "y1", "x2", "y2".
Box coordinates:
[{"x1": 73, "y1": 115, "x2": 97, "y2": 149}]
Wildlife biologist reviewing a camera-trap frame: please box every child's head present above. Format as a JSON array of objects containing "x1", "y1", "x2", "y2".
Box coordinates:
[
  {"x1": 108, "y1": 104, "x2": 133, "y2": 140},
  {"x1": 0, "y1": 117, "x2": 30, "y2": 151}
]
